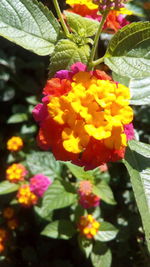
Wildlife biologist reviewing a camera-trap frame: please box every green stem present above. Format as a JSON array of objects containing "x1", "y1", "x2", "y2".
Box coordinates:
[
  {"x1": 91, "y1": 56, "x2": 104, "y2": 67},
  {"x1": 88, "y1": 11, "x2": 108, "y2": 70},
  {"x1": 53, "y1": 0, "x2": 70, "y2": 37}
]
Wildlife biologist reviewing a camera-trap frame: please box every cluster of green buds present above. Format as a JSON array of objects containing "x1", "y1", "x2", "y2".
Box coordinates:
[{"x1": 93, "y1": 0, "x2": 128, "y2": 11}]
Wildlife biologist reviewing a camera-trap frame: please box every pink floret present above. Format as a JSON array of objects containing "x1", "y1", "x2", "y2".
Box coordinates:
[
  {"x1": 54, "y1": 70, "x2": 72, "y2": 80},
  {"x1": 55, "y1": 62, "x2": 87, "y2": 81},
  {"x1": 29, "y1": 174, "x2": 52, "y2": 197},
  {"x1": 32, "y1": 104, "x2": 48, "y2": 123},
  {"x1": 124, "y1": 123, "x2": 135, "y2": 141},
  {"x1": 79, "y1": 193, "x2": 100, "y2": 209}
]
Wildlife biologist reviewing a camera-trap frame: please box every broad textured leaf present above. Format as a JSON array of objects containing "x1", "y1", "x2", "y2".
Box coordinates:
[
  {"x1": 78, "y1": 236, "x2": 93, "y2": 258},
  {"x1": 41, "y1": 220, "x2": 76, "y2": 240},
  {"x1": 104, "y1": 22, "x2": 150, "y2": 78},
  {"x1": 37, "y1": 180, "x2": 77, "y2": 218},
  {"x1": 129, "y1": 77, "x2": 150, "y2": 105},
  {"x1": 91, "y1": 242, "x2": 112, "y2": 267},
  {"x1": 49, "y1": 39, "x2": 90, "y2": 76},
  {"x1": 113, "y1": 72, "x2": 150, "y2": 105},
  {"x1": 0, "y1": 181, "x2": 19, "y2": 194},
  {"x1": 65, "y1": 11, "x2": 99, "y2": 37},
  {"x1": 26, "y1": 152, "x2": 62, "y2": 180},
  {"x1": 93, "y1": 181, "x2": 116, "y2": 205},
  {"x1": 0, "y1": 0, "x2": 60, "y2": 56},
  {"x1": 123, "y1": 140, "x2": 150, "y2": 252},
  {"x1": 95, "y1": 222, "x2": 118, "y2": 242}
]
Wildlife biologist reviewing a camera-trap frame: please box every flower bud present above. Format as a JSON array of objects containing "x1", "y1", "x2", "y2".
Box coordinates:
[{"x1": 93, "y1": 0, "x2": 128, "y2": 12}]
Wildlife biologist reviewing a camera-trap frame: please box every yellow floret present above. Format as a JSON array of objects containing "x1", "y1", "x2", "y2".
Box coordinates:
[
  {"x1": 66, "y1": 0, "x2": 98, "y2": 10},
  {"x1": 17, "y1": 185, "x2": 38, "y2": 207},
  {"x1": 6, "y1": 164, "x2": 26, "y2": 183},
  {"x1": 7, "y1": 136, "x2": 23, "y2": 152},
  {"x1": 78, "y1": 214, "x2": 100, "y2": 239}
]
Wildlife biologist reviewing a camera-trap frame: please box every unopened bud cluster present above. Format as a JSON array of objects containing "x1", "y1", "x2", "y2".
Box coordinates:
[{"x1": 93, "y1": 0, "x2": 128, "y2": 11}]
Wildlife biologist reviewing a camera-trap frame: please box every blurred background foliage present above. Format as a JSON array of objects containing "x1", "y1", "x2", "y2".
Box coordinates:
[{"x1": 0, "y1": 0, "x2": 150, "y2": 266}]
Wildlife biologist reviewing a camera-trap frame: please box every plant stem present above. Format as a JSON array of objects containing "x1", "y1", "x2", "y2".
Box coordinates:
[
  {"x1": 88, "y1": 11, "x2": 108, "y2": 70},
  {"x1": 91, "y1": 56, "x2": 104, "y2": 67},
  {"x1": 53, "y1": 0, "x2": 70, "y2": 37}
]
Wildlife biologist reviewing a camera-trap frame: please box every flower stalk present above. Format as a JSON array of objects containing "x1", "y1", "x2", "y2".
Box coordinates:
[
  {"x1": 53, "y1": 0, "x2": 70, "y2": 37},
  {"x1": 88, "y1": 10, "x2": 108, "y2": 70}
]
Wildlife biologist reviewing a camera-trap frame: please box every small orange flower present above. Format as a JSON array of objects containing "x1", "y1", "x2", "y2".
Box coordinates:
[
  {"x1": 78, "y1": 180, "x2": 93, "y2": 195},
  {"x1": 78, "y1": 215, "x2": 100, "y2": 239},
  {"x1": 17, "y1": 184, "x2": 38, "y2": 207},
  {"x1": 144, "y1": 2, "x2": 150, "y2": 10},
  {"x1": 7, "y1": 218, "x2": 18, "y2": 230},
  {"x1": 7, "y1": 136, "x2": 23, "y2": 152},
  {"x1": 0, "y1": 243, "x2": 5, "y2": 253},
  {"x1": 3, "y1": 207, "x2": 15, "y2": 219},
  {"x1": 0, "y1": 229, "x2": 7, "y2": 243},
  {"x1": 99, "y1": 163, "x2": 108, "y2": 172},
  {"x1": 6, "y1": 163, "x2": 27, "y2": 183},
  {"x1": 0, "y1": 229, "x2": 7, "y2": 253}
]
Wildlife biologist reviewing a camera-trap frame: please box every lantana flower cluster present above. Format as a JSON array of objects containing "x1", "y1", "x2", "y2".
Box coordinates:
[
  {"x1": 7, "y1": 136, "x2": 23, "y2": 152},
  {"x1": 3, "y1": 207, "x2": 18, "y2": 230},
  {"x1": 5, "y1": 162, "x2": 51, "y2": 207},
  {"x1": 78, "y1": 214, "x2": 100, "y2": 238},
  {"x1": 6, "y1": 163, "x2": 28, "y2": 183},
  {"x1": 17, "y1": 174, "x2": 51, "y2": 207},
  {"x1": 78, "y1": 180, "x2": 100, "y2": 209},
  {"x1": 33, "y1": 62, "x2": 134, "y2": 170},
  {"x1": 66, "y1": 0, "x2": 131, "y2": 32}
]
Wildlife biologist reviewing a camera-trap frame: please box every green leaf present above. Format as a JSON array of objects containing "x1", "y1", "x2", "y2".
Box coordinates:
[
  {"x1": 0, "y1": 0, "x2": 60, "y2": 56},
  {"x1": 129, "y1": 77, "x2": 150, "y2": 105},
  {"x1": 78, "y1": 236, "x2": 93, "y2": 258},
  {"x1": 93, "y1": 181, "x2": 116, "y2": 205},
  {"x1": 0, "y1": 181, "x2": 19, "y2": 195},
  {"x1": 113, "y1": 72, "x2": 150, "y2": 105},
  {"x1": 95, "y1": 222, "x2": 118, "y2": 242},
  {"x1": 41, "y1": 220, "x2": 76, "y2": 240},
  {"x1": 25, "y1": 96, "x2": 38, "y2": 105},
  {"x1": 7, "y1": 113, "x2": 28, "y2": 123},
  {"x1": 26, "y1": 152, "x2": 62, "y2": 180},
  {"x1": 65, "y1": 11, "x2": 99, "y2": 37},
  {"x1": 0, "y1": 87, "x2": 15, "y2": 102},
  {"x1": 21, "y1": 124, "x2": 37, "y2": 135},
  {"x1": 125, "y1": 3, "x2": 146, "y2": 17},
  {"x1": 64, "y1": 162, "x2": 95, "y2": 181},
  {"x1": 37, "y1": 180, "x2": 77, "y2": 217},
  {"x1": 104, "y1": 22, "x2": 150, "y2": 78},
  {"x1": 123, "y1": 140, "x2": 150, "y2": 253},
  {"x1": 49, "y1": 39, "x2": 90, "y2": 76},
  {"x1": 91, "y1": 242, "x2": 112, "y2": 267}
]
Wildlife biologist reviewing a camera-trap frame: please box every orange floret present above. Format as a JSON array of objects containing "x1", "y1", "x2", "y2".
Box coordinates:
[
  {"x1": 7, "y1": 218, "x2": 19, "y2": 230},
  {"x1": 3, "y1": 207, "x2": 15, "y2": 219},
  {"x1": 78, "y1": 180, "x2": 93, "y2": 195},
  {"x1": 17, "y1": 184, "x2": 38, "y2": 207}
]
